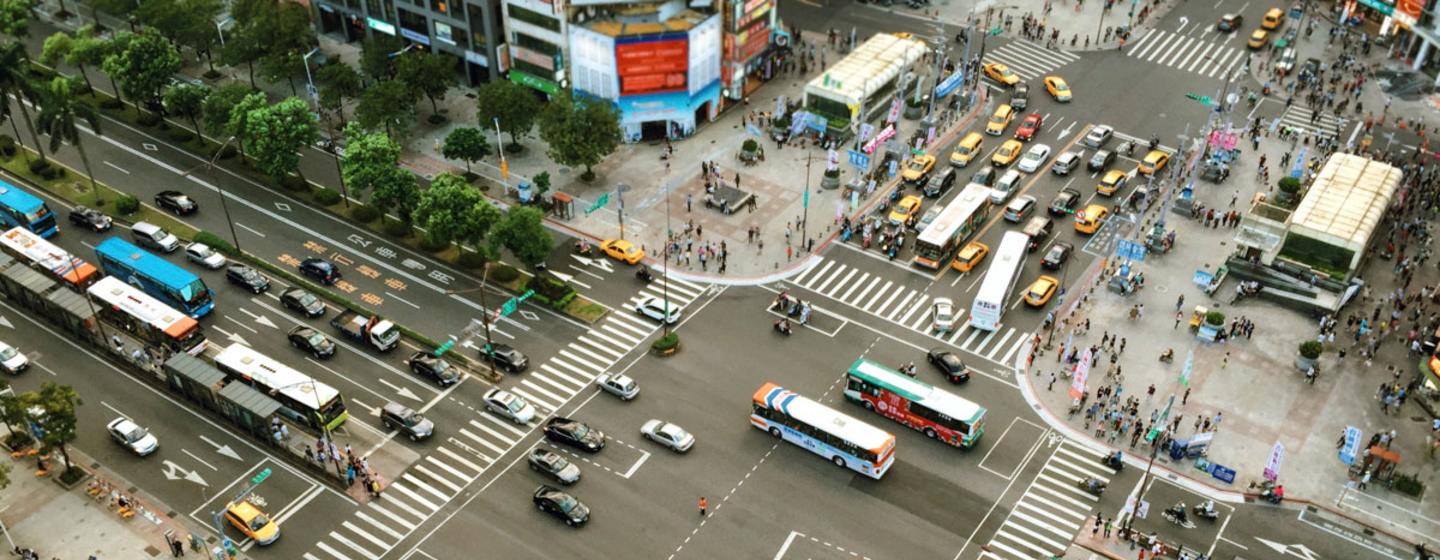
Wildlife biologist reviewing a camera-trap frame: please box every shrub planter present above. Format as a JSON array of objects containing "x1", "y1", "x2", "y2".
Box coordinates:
[
  {"x1": 651, "y1": 332, "x2": 679, "y2": 356},
  {"x1": 821, "y1": 168, "x2": 842, "y2": 190},
  {"x1": 740, "y1": 138, "x2": 759, "y2": 162},
  {"x1": 54, "y1": 465, "x2": 91, "y2": 490},
  {"x1": 903, "y1": 98, "x2": 924, "y2": 120},
  {"x1": 1296, "y1": 340, "x2": 1323, "y2": 371}
]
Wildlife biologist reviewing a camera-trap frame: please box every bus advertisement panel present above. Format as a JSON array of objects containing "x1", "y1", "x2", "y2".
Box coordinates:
[
  {"x1": 213, "y1": 344, "x2": 348, "y2": 433},
  {"x1": 970, "y1": 231, "x2": 1029, "y2": 331},
  {"x1": 0, "y1": 181, "x2": 58, "y2": 238},
  {"x1": 843, "y1": 358, "x2": 986, "y2": 448},
  {"x1": 93, "y1": 237, "x2": 214, "y2": 318},
  {"x1": 87, "y1": 277, "x2": 208, "y2": 356},
  {"x1": 913, "y1": 184, "x2": 991, "y2": 269},
  {"x1": 0, "y1": 227, "x2": 98, "y2": 290},
  {"x1": 750, "y1": 382, "x2": 896, "y2": 479}
]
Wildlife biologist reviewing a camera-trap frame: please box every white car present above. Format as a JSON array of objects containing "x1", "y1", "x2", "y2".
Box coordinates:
[
  {"x1": 640, "y1": 419, "x2": 695, "y2": 453},
  {"x1": 596, "y1": 372, "x2": 640, "y2": 401},
  {"x1": 106, "y1": 417, "x2": 159, "y2": 456},
  {"x1": 1052, "y1": 150, "x2": 1083, "y2": 175},
  {"x1": 634, "y1": 295, "x2": 681, "y2": 324},
  {"x1": 185, "y1": 243, "x2": 227, "y2": 270},
  {"x1": 482, "y1": 388, "x2": 536, "y2": 424},
  {"x1": 1083, "y1": 125, "x2": 1114, "y2": 148},
  {"x1": 0, "y1": 341, "x2": 27, "y2": 374},
  {"x1": 931, "y1": 298, "x2": 958, "y2": 332},
  {"x1": 1017, "y1": 144, "x2": 1052, "y2": 173}
]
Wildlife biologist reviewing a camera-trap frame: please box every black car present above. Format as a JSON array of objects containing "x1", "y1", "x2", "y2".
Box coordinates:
[
  {"x1": 1217, "y1": 13, "x2": 1242, "y2": 32},
  {"x1": 926, "y1": 348, "x2": 970, "y2": 383},
  {"x1": 225, "y1": 264, "x2": 271, "y2": 294},
  {"x1": 1049, "y1": 188, "x2": 1081, "y2": 216},
  {"x1": 972, "y1": 165, "x2": 997, "y2": 187},
  {"x1": 406, "y1": 352, "x2": 460, "y2": 386},
  {"x1": 67, "y1": 206, "x2": 112, "y2": 232},
  {"x1": 288, "y1": 326, "x2": 336, "y2": 359},
  {"x1": 532, "y1": 485, "x2": 589, "y2": 527},
  {"x1": 483, "y1": 343, "x2": 529, "y2": 373},
  {"x1": 543, "y1": 417, "x2": 605, "y2": 452},
  {"x1": 1042, "y1": 242, "x2": 1074, "y2": 270},
  {"x1": 1088, "y1": 150, "x2": 1116, "y2": 172},
  {"x1": 1010, "y1": 83, "x2": 1030, "y2": 110},
  {"x1": 298, "y1": 257, "x2": 341, "y2": 285},
  {"x1": 154, "y1": 190, "x2": 198, "y2": 215},
  {"x1": 528, "y1": 448, "x2": 581, "y2": 485},
  {"x1": 280, "y1": 287, "x2": 326, "y2": 317}
]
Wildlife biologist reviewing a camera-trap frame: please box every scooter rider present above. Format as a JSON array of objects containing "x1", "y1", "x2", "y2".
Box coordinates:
[
  {"x1": 775, "y1": 318, "x2": 792, "y2": 334},
  {"x1": 1170, "y1": 502, "x2": 1189, "y2": 524},
  {"x1": 1198, "y1": 499, "x2": 1216, "y2": 517}
]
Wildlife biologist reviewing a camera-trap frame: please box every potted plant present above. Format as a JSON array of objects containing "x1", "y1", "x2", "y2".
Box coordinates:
[
  {"x1": 1276, "y1": 176, "x2": 1301, "y2": 204},
  {"x1": 652, "y1": 332, "x2": 680, "y2": 356},
  {"x1": 1205, "y1": 311, "x2": 1226, "y2": 327},
  {"x1": 741, "y1": 138, "x2": 759, "y2": 163},
  {"x1": 903, "y1": 96, "x2": 924, "y2": 120},
  {"x1": 1296, "y1": 340, "x2": 1323, "y2": 371},
  {"x1": 821, "y1": 167, "x2": 842, "y2": 190}
]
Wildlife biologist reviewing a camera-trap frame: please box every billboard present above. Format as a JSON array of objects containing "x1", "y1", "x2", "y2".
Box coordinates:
[{"x1": 616, "y1": 37, "x2": 688, "y2": 96}]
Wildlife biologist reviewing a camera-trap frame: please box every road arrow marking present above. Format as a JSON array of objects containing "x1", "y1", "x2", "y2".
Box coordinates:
[
  {"x1": 1057, "y1": 122, "x2": 1076, "y2": 142},
  {"x1": 1254, "y1": 537, "x2": 1321, "y2": 560},
  {"x1": 1178, "y1": 16, "x2": 1189, "y2": 32},
  {"x1": 199, "y1": 435, "x2": 243, "y2": 462},
  {"x1": 161, "y1": 460, "x2": 209, "y2": 487},
  {"x1": 0, "y1": 315, "x2": 11, "y2": 329},
  {"x1": 237, "y1": 308, "x2": 277, "y2": 329},
  {"x1": 376, "y1": 378, "x2": 420, "y2": 402},
  {"x1": 212, "y1": 326, "x2": 249, "y2": 348}
]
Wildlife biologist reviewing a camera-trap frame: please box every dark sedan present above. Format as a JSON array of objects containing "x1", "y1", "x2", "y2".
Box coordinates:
[
  {"x1": 482, "y1": 343, "x2": 528, "y2": 373},
  {"x1": 543, "y1": 417, "x2": 605, "y2": 452},
  {"x1": 1088, "y1": 150, "x2": 1116, "y2": 172},
  {"x1": 225, "y1": 264, "x2": 271, "y2": 294},
  {"x1": 67, "y1": 206, "x2": 112, "y2": 232},
  {"x1": 280, "y1": 287, "x2": 326, "y2": 317},
  {"x1": 1042, "y1": 242, "x2": 1073, "y2": 270},
  {"x1": 406, "y1": 352, "x2": 460, "y2": 386},
  {"x1": 287, "y1": 326, "x2": 336, "y2": 359},
  {"x1": 1049, "y1": 188, "x2": 1080, "y2": 216},
  {"x1": 926, "y1": 348, "x2": 970, "y2": 383},
  {"x1": 532, "y1": 485, "x2": 589, "y2": 526},
  {"x1": 154, "y1": 190, "x2": 198, "y2": 215},
  {"x1": 298, "y1": 257, "x2": 341, "y2": 285}
]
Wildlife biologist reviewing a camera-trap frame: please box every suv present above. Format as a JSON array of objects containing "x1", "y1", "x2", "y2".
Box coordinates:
[
  {"x1": 406, "y1": 352, "x2": 460, "y2": 386},
  {"x1": 482, "y1": 344, "x2": 528, "y2": 373},
  {"x1": 380, "y1": 402, "x2": 434, "y2": 441},
  {"x1": 131, "y1": 221, "x2": 180, "y2": 252},
  {"x1": 923, "y1": 167, "x2": 957, "y2": 198}
]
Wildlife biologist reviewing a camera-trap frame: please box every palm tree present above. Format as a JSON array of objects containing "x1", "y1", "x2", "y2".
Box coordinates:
[
  {"x1": 0, "y1": 42, "x2": 45, "y2": 164},
  {"x1": 37, "y1": 77, "x2": 102, "y2": 204}
]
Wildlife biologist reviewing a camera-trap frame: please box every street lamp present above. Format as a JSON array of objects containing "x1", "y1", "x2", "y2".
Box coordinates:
[
  {"x1": 302, "y1": 48, "x2": 321, "y2": 112},
  {"x1": 215, "y1": 16, "x2": 232, "y2": 47},
  {"x1": 182, "y1": 135, "x2": 243, "y2": 252},
  {"x1": 1121, "y1": 425, "x2": 1170, "y2": 537},
  {"x1": 445, "y1": 262, "x2": 499, "y2": 368}
]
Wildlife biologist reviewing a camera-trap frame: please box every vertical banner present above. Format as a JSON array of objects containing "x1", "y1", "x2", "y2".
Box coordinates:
[
  {"x1": 1264, "y1": 441, "x2": 1285, "y2": 481},
  {"x1": 827, "y1": 148, "x2": 840, "y2": 171},
  {"x1": 926, "y1": 126, "x2": 937, "y2": 146},
  {"x1": 1179, "y1": 349, "x2": 1194, "y2": 386},
  {"x1": 775, "y1": 95, "x2": 788, "y2": 120},
  {"x1": 1068, "y1": 348, "x2": 1093, "y2": 399},
  {"x1": 887, "y1": 97, "x2": 902, "y2": 124},
  {"x1": 1339, "y1": 426, "x2": 1362, "y2": 465},
  {"x1": 858, "y1": 123, "x2": 875, "y2": 144}
]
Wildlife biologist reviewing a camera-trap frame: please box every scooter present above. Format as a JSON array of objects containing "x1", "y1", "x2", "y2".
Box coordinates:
[
  {"x1": 1261, "y1": 487, "x2": 1284, "y2": 504},
  {"x1": 774, "y1": 319, "x2": 793, "y2": 336},
  {"x1": 636, "y1": 268, "x2": 654, "y2": 283},
  {"x1": 1159, "y1": 348, "x2": 1174, "y2": 363},
  {"x1": 1076, "y1": 477, "x2": 1107, "y2": 496},
  {"x1": 1193, "y1": 502, "x2": 1219, "y2": 521},
  {"x1": 573, "y1": 240, "x2": 596, "y2": 257},
  {"x1": 1102, "y1": 452, "x2": 1124, "y2": 472},
  {"x1": 1162, "y1": 506, "x2": 1196, "y2": 528}
]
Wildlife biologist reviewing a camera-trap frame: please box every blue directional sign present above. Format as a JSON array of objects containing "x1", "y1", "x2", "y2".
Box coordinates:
[
  {"x1": 1116, "y1": 239, "x2": 1147, "y2": 262},
  {"x1": 1339, "y1": 426, "x2": 1363, "y2": 465},
  {"x1": 848, "y1": 149, "x2": 871, "y2": 170},
  {"x1": 1291, "y1": 147, "x2": 1309, "y2": 178},
  {"x1": 1209, "y1": 463, "x2": 1237, "y2": 484},
  {"x1": 888, "y1": 159, "x2": 899, "y2": 177},
  {"x1": 935, "y1": 71, "x2": 965, "y2": 99}
]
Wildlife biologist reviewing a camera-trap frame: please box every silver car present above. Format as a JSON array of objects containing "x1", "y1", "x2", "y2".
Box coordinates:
[
  {"x1": 1016, "y1": 144, "x2": 1051, "y2": 173},
  {"x1": 1052, "y1": 150, "x2": 1083, "y2": 175},
  {"x1": 1083, "y1": 124, "x2": 1114, "y2": 148},
  {"x1": 185, "y1": 242, "x2": 227, "y2": 270},
  {"x1": 106, "y1": 417, "x2": 159, "y2": 456},
  {"x1": 528, "y1": 448, "x2": 581, "y2": 485},
  {"x1": 483, "y1": 388, "x2": 536, "y2": 424},
  {"x1": 596, "y1": 373, "x2": 640, "y2": 401},
  {"x1": 640, "y1": 419, "x2": 695, "y2": 453}
]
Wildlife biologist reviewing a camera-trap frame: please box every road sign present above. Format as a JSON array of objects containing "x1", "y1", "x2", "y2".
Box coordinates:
[
  {"x1": 434, "y1": 340, "x2": 456, "y2": 356},
  {"x1": 1209, "y1": 463, "x2": 1237, "y2": 484},
  {"x1": 1185, "y1": 93, "x2": 1213, "y2": 106},
  {"x1": 500, "y1": 289, "x2": 536, "y2": 317},
  {"x1": 251, "y1": 468, "x2": 271, "y2": 485},
  {"x1": 1116, "y1": 239, "x2": 1147, "y2": 262},
  {"x1": 848, "y1": 149, "x2": 871, "y2": 170},
  {"x1": 803, "y1": 189, "x2": 809, "y2": 209},
  {"x1": 989, "y1": 26, "x2": 1002, "y2": 36},
  {"x1": 586, "y1": 193, "x2": 610, "y2": 215}
]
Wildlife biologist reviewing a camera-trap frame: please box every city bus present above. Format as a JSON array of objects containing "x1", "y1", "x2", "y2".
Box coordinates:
[
  {"x1": 913, "y1": 184, "x2": 992, "y2": 269},
  {"x1": 87, "y1": 276, "x2": 208, "y2": 356},
  {"x1": 0, "y1": 227, "x2": 98, "y2": 291},
  {"x1": 842, "y1": 358, "x2": 987, "y2": 448},
  {"x1": 93, "y1": 237, "x2": 214, "y2": 318},
  {"x1": 0, "y1": 181, "x2": 58, "y2": 238},
  {"x1": 750, "y1": 382, "x2": 896, "y2": 479},
  {"x1": 213, "y1": 344, "x2": 349, "y2": 433},
  {"x1": 970, "y1": 231, "x2": 1029, "y2": 331}
]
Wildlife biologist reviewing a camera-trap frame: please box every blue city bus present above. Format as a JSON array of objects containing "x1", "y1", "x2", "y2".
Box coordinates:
[
  {"x1": 0, "y1": 181, "x2": 59, "y2": 238},
  {"x1": 94, "y1": 237, "x2": 214, "y2": 318}
]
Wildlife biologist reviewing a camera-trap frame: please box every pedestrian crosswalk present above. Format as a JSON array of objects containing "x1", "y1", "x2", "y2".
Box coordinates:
[
  {"x1": 1125, "y1": 30, "x2": 1248, "y2": 80},
  {"x1": 1274, "y1": 105, "x2": 1347, "y2": 138},
  {"x1": 982, "y1": 440, "x2": 1117, "y2": 560},
  {"x1": 304, "y1": 275, "x2": 711, "y2": 560},
  {"x1": 788, "y1": 258, "x2": 1031, "y2": 366},
  {"x1": 982, "y1": 39, "x2": 1080, "y2": 81}
]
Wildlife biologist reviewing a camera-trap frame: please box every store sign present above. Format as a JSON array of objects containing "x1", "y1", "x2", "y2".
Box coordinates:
[
  {"x1": 616, "y1": 37, "x2": 688, "y2": 96},
  {"x1": 434, "y1": 21, "x2": 455, "y2": 45},
  {"x1": 1356, "y1": 0, "x2": 1394, "y2": 14},
  {"x1": 465, "y1": 49, "x2": 488, "y2": 66},
  {"x1": 732, "y1": 23, "x2": 772, "y2": 62},
  {"x1": 512, "y1": 46, "x2": 556, "y2": 71},
  {"x1": 367, "y1": 17, "x2": 397, "y2": 35},
  {"x1": 401, "y1": 28, "x2": 431, "y2": 45},
  {"x1": 508, "y1": 70, "x2": 560, "y2": 95},
  {"x1": 1395, "y1": 0, "x2": 1422, "y2": 25}
]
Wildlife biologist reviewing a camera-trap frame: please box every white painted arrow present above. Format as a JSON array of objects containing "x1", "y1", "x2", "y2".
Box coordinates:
[
  {"x1": 161, "y1": 460, "x2": 209, "y2": 487},
  {"x1": 213, "y1": 326, "x2": 249, "y2": 348},
  {"x1": 1254, "y1": 537, "x2": 1321, "y2": 560},
  {"x1": 198, "y1": 435, "x2": 242, "y2": 462},
  {"x1": 1177, "y1": 16, "x2": 1190, "y2": 32},
  {"x1": 1056, "y1": 122, "x2": 1077, "y2": 142},
  {"x1": 0, "y1": 315, "x2": 11, "y2": 329},
  {"x1": 375, "y1": 378, "x2": 420, "y2": 402},
  {"x1": 237, "y1": 308, "x2": 277, "y2": 329}
]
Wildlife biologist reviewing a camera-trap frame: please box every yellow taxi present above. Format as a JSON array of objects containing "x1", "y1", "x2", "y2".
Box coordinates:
[
  {"x1": 1261, "y1": 7, "x2": 1285, "y2": 30},
  {"x1": 901, "y1": 154, "x2": 937, "y2": 185},
  {"x1": 949, "y1": 132, "x2": 983, "y2": 167},
  {"x1": 601, "y1": 239, "x2": 645, "y2": 264},
  {"x1": 1138, "y1": 150, "x2": 1170, "y2": 175},
  {"x1": 992, "y1": 139, "x2": 1024, "y2": 167},
  {"x1": 986, "y1": 104, "x2": 1016, "y2": 135},
  {"x1": 1075, "y1": 204, "x2": 1109, "y2": 234},
  {"x1": 1023, "y1": 275, "x2": 1060, "y2": 307},
  {"x1": 889, "y1": 195, "x2": 923, "y2": 226},
  {"x1": 225, "y1": 501, "x2": 280, "y2": 546},
  {"x1": 1097, "y1": 169, "x2": 1128, "y2": 196},
  {"x1": 1043, "y1": 76, "x2": 1072, "y2": 102},
  {"x1": 1247, "y1": 29, "x2": 1269, "y2": 49},
  {"x1": 951, "y1": 241, "x2": 990, "y2": 272},
  {"x1": 982, "y1": 63, "x2": 1021, "y2": 87}
]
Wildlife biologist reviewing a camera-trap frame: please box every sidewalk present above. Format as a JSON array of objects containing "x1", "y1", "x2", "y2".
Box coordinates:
[{"x1": 930, "y1": 0, "x2": 1182, "y2": 51}]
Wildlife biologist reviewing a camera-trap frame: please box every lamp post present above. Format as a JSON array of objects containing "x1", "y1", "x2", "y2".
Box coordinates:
[
  {"x1": 302, "y1": 48, "x2": 321, "y2": 113},
  {"x1": 182, "y1": 135, "x2": 243, "y2": 252},
  {"x1": 445, "y1": 262, "x2": 498, "y2": 366},
  {"x1": 661, "y1": 170, "x2": 672, "y2": 337}
]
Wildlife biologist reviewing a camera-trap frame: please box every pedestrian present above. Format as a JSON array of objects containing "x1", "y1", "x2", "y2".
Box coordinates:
[
  {"x1": 1049, "y1": 372, "x2": 1057, "y2": 391},
  {"x1": 1174, "y1": 311, "x2": 1183, "y2": 329},
  {"x1": 1093, "y1": 515, "x2": 1103, "y2": 536},
  {"x1": 1222, "y1": 351, "x2": 1230, "y2": 368},
  {"x1": 1104, "y1": 517, "x2": 1113, "y2": 538},
  {"x1": 699, "y1": 496, "x2": 708, "y2": 516},
  {"x1": 686, "y1": 193, "x2": 693, "y2": 212},
  {"x1": 1176, "y1": 294, "x2": 1185, "y2": 310},
  {"x1": 1359, "y1": 469, "x2": 1371, "y2": 490},
  {"x1": 1183, "y1": 388, "x2": 1190, "y2": 405}
]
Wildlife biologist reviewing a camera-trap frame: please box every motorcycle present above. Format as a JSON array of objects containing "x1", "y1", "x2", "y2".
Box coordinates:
[
  {"x1": 1162, "y1": 505, "x2": 1196, "y2": 528},
  {"x1": 636, "y1": 268, "x2": 654, "y2": 283},
  {"x1": 1193, "y1": 502, "x2": 1219, "y2": 521},
  {"x1": 774, "y1": 319, "x2": 793, "y2": 336},
  {"x1": 1148, "y1": 135, "x2": 1160, "y2": 151},
  {"x1": 1076, "y1": 477, "x2": 1107, "y2": 496},
  {"x1": 1261, "y1": 487, "x2": 1284, "y2": 504},
  {"x1": 573, "y1": 240, "x2": 597, "y2": 257},
  {"x1": 1159, "y1": 348, "x2": 1174, "y2": 363},
  {"x1": 1102, "y1": 452, "x2": 1124, "y2": 471},
  {"x1": 1119, "y1": 140, "x2": 1135, "y2": 157}
]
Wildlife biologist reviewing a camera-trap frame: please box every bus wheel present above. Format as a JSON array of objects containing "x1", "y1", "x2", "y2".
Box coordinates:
[
  {"x1": 862, "y1": 400, "x2": 874, "y2": 411},
  {"x1": 924, "y1": 428, "x2": 938, "y2": 439},
  {"x1": 769, "y1": 427, "x2": 782, "y2": 438},
  {"x1": 832, "y1": 455, "x2": 846, "y2": 468}
]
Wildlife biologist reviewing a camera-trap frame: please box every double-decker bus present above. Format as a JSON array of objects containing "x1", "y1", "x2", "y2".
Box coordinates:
[
  {"x1": 0, "y1": 181, "x2": 58, "y2": 238},
  {"x1": 913, "y1": 184, "x2": 992, "y2": 269},
  {"x1": 93, "y1": 237, "x2": 214, "y2": 318},
  {"x1": 842, "y1": 358, "x2": 987, "y2": 448},
  {"x1": 750, "y1": 382, "x2": 896, "y2": 479},
  {"x1": 970, "y1": 231, "x2": 1029, "y2": 331},
  {"x1": 213, "y1": 344, "x2": 349, "y2": 433},
  {"x1": 87, "y1": 276, "x2": 208, "y2": 356},
  {"x1": 0, "y1": 227, "x2": 98, "y2": 291}
]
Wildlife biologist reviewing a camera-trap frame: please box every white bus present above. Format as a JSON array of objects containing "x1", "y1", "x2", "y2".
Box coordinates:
[
  {"x1": 970, "y1": 231, "x2": 1029, "y2": 331},
  {"x1": 913, "y1": 184, "x2": 992, "y2": 269},
  {"x1": 0, "y1": 226, "x2": 99, "y2": 291},
  {"x1": 88, "y1": 277, "x2": 208, "y2": 356},
  {"x1": 750, "y1": 382, "x2": 897, "y2": 479},
  {"x1": 212, "y1": 344, "x2": 349, "y2": 433}
]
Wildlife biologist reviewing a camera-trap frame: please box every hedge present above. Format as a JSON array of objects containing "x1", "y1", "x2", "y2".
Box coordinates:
[
  {"x1": 525, "y1": 275, "x2": 576, "y2": 310},
  {"x1": 491, "y1": 265, "x2": 519, "y2": 283},
  {"x1": 382, "y1": 218, "x2": 411, "y2": 238},
  {"x1": 651, "y1": 332, "x2": 679, "y2": 351},
  {"x1": 314, "y1": 189, "x2": 342, "y2": 205},
  {"x1": 349, "y1": 204, "x2": 380, "y2": 223},
  {"x1": 1299, "y1": 340, "x2": 1323, "y2": 359},
  {"x1": 194, "y1": 231, "x2": 236, "y2": 255},
  {"x1": 114, "y1": 194, "x2": 140, "y2": 215}
]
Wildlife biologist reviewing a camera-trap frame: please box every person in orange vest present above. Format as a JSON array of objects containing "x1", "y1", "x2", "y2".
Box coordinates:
[{"x1": 699, "y1": 496, "x2": 708, "y2": 516}]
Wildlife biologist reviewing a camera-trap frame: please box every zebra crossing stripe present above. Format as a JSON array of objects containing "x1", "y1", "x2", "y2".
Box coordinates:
[
  {"x1": 581, "y1": 330, "x2": 630, "y2": 354},
  {"x1": 388, "y1": 483, "x2": 440, "y2": 512},
  {"x1": 1162, "y1": 36, "x2": 1197, "y2": 66},
  {"x1": 882, "y1": 292, "x2": 916, "y2": 320},
  {"x1": 1183, "y1": 42, "x2": 1217, "y2": 72},
  {"x1": 820, "y1": 267, "x2": 858, "y2": 296},
  {"x1": 1134, "y1": 32, "x2": 1171, "y2": 61},
  {"x1": 896, "y1": 295, "x2": 929, "y2": 324},
  {"x1": 1016, "y1": 499, "x2": 1084, "y2": 528},
  {"x1": 995, "y1": 529, "x2": 1060, "y2": 558},
  {"x1": 862, "y1": 280, "x2": 893, "y2": 310},
  {"x1": 413, "y1": 465, "x2": 465, "y2": 494},
  {"x1": 908, "y1": 307, "x2": 933, "y2": 331},
  {"x1": 1011, "y1": 506, "x2": 1078, "y2": 538},
  {"x1": 604, "y1": 315, "x2": 651, "y2": 338},
  {"x1": 840, "y1": 273, "x2": 874, "y2": 301},
  {"x1": 434, "y1": 446, "x2": 484, "y2": 474},
  {"x1": 808, "y1": 263, "x2": 843, "y2": 292},
  {"x1": 402, "y1": 473, "x2": 451, "y2": 502},
  {"x1": 1000, "y1": 337, "x2": 1026, "y2": 365},
  {"x1": 511, "y1": 387, "x2": 560, "y2": 411},
  {"x1": 985, "y1": 329, "x2": 1017, "y2": 360},
  {"x1": 304, "y1": 553, "x2": 326, "y2": 560},
  {"x1": 987, "y1": 539, "x2": 1036, "y2": 560},
  {"x1": 597, "y1": 323, "x2": 642, "y2": 345},
  {"x1": 1004, "y1": 522, "x2": 1071, "y2": 552},
  {"x1": 851, "y1": 276, "x2": 884, "y2": 306},
  {"x1": 318, "y1": 538, "x2": 371, "y2": 560},
  {"x1": 378, "y1": 490, "x2": 430, "y2": 521},
  {"x1": 559, "y1": 349, "x2": 607, "y2": 374},
  {"x1": 532, "y1": 372, "x2": 578, "y2": 395},
  {"x1": 468, "y1": 420, "x2": 520, "y2": 448},
  {"x1": 540, "y1": 362, "x2": 589, "y2": 388},
  {"x1": 1033, "y1": 476, "x2": 1099, "y2": 506},
  {"x1": 342, "y1": 520, "x2": 393, "y2": 552},
  {"x1": 962, "y1": 327, "x2": 985, "y2": 348},
  {"x1": 1127, "y1": 30, "x2": 1158, "y2": 56},
  {"x1": 800, "y1": 260, "x2": 835, "y2": 287},
  {"x1": 366, "y1": 503, "x2": 417, "y2": 530},
  {"x1": 521, "y1": 379, "x2": 568, "y2": 406},
  {"x1": 478, "y1": 411, "x2": 529, "y2": 438},
  {"x1": 457, "y1": 428, "x2": 504, "y2": 458},
  {"x1": 355, "y1": 511, "x2": 407, "y2": 541}
]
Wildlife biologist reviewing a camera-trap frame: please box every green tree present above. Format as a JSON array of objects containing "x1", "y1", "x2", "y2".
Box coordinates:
[
  {"x1": 201, "y1": 83, "x2": 252, "y2": 140},
  {"x1": 0, "y1": 0, "x2": 34, "y2": 40},
  {"x1": 243, "y1": 96, "x2": 317, "y2": 181},
  {"x1": 359, "y1": 34, "x2": 403, "y2": 83},
  {"x1": 86, "y1": 0, "x2": 139, "y2": 26},
  {"x1": 138, "y1": 0, "x2": 222, "y2": 72},
  {"x1": 532, "y1": 170, "x2": 551, "y2": 198},
  {"x1": 413, "y1": 172, "x2": 500, "y2": 246},
  {"x1": 24, "y1": 383, "x2": 82, "y2": 472},
  {"x1": 0, "y1": 385, "x2": 27, "y2": 440},
  {"x1": 38, "y1": 30, "x2": 73, "y2": 71},
  {"x1": 0, "y1": 42, "x2": 45, "y2": 162},
  {"x1": 538, "y1": 92, "x2": 621, "y2": 181},
  {"x1": 37, "y1": 77, "x2": 103, "y2": 203},
  {"x1": 65, "y1": 25, "x2": 109, "y2": 93},
  {"x1": 442, "y1": 126, "x2": 488, "y2": 175},
  {"x1": 372, "y1": 167, "x2": 418, "y2": 224},
  {"x1": 489, "y1": 206, "x2": 552, "y2": 268},
  {"x1": 259, "y1": 49, "x2": 303, "y2": 96},
  {"x1": 315, "y1": 62, "x2": 362, "y2": 127},
  {"x1": 475, "y1": 80, "x2": 540, "y2": 152},
  {"x1": 396, "y1": 51, "x2": 455, "y2": 118},
  {"x1": 354, "y1": 79, "x2": 416, "y2": 138},
  {"x1": 163, "y1": 83, "x2": 210, "y2": 137},
  {"x1": 340, "y1": 125, "x2": 417, "y2": 222},
  {"x1": 106, "y1": 32, "x2": 181, "y2": 118},
  {"x1": 218, "y1": 22, "x2": 265, "y2": 87},
  {"x1": 226, "y1": 91, "x2": 266, "y2": 156}
]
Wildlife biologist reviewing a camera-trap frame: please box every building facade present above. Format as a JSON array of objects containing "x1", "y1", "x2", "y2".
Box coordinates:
[{"x1": 311, "y1": 0, "x2": 504, "y2": 85}]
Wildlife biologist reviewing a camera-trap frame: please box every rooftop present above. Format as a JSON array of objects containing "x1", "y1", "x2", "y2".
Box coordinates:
[{"x1": 1288, "y1": 153, "x2": 1402, "y2": 251}]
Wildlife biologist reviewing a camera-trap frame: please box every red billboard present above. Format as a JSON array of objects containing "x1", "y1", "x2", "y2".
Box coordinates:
[{"x1": 616, "y1": 38, "x2": 688, "y2": 96}]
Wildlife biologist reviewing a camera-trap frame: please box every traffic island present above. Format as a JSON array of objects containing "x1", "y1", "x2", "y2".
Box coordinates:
[{"x1": 651, "y1": 332, "x2": 680, "y2": 356}]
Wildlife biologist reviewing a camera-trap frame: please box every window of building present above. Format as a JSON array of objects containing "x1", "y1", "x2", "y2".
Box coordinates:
[
  {"x1": 466, "y1": 3, "x2": 488, "y2": 49},
  {"x1": 398, "y1": 8, "x2": 428, "y2": 34},
  {"x1": 507, "y1": 4, "x2": 560, "y2": 32},
  {"x1": 430, "y1": 0, "x2": 449, "y2": 15},
  {"x1": 435, "y1": 21, "x2": 466, "y2": 47},
  {"x1": 512, "y1": 32, "x2": 558, "y2": 56},
  {"x1": 512, "y1": 58, "x2": 550, "y2": 77}
]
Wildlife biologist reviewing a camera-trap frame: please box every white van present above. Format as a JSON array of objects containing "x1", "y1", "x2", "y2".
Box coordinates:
[{"x1": 990, "y1": 170, "x2": 1023, "y2": 205}]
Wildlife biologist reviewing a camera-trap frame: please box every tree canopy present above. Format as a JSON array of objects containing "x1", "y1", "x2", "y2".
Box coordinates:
[
  {"x1": 475, "y1": 80, "x2": 540, "y2": 152},
  {"x1": 164, "y1": 83, "x2": 210, "y2": 136},
  {"x1": 341, "y1": 124, "x2": 417, "y2": 220},
  {"x1": 315, "y1": 62, "x2": 362, "y2": 125},
  {"x1": 202, "y1": 83, "x2": 254, "y2": 140},
  {"x1": 354, "y1": 79, "x2": 416, "y2": 138},
  {"x1": 243, "y1": 96, "x2": 318, "y2": 180},
  {"x1": 413, "y1": 173, "x2": 500, "y2": 247},
  {"x1": 104, "y1": 32, "x2": 181, "y2": 116},
  {"x1": 538, "y1": 92, "x2": 621, "y2": 181},
  {"x1": 489, "y1": 206, "x2": 552, "y2": 268},
  {"x1": 442, "y1": 127, "x2": 489, "y2": 175},
  {"x1": 396, "y1": 51, "x2": 455, "y2": 117}
]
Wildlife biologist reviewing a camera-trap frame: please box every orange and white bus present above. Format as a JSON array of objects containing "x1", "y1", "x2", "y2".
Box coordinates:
[
  {"x1": 750, "y1": 382, "x2": 897, "y2": 479},
  {"x1": 0, "y1": 226, "x2": 98, "y2": 291},
  {"x1": 87, "y1": 276, "x2": 208, "y2": 356}
]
